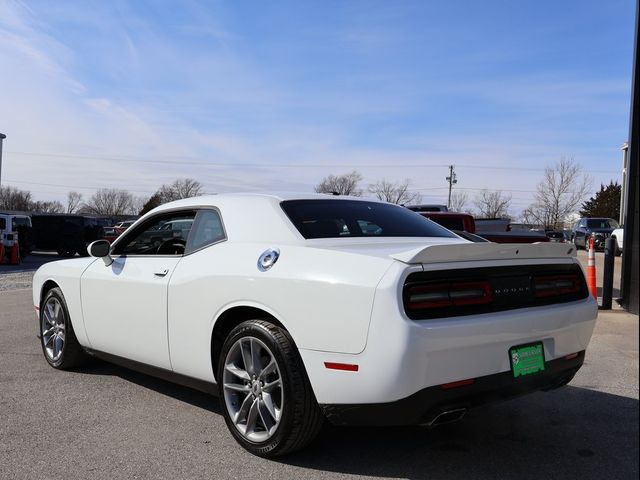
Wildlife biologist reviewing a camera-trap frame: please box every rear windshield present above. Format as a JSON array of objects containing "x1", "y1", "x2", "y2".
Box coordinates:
[
  {"x1": 281, "y1": 200, "x2": 456, "y2": 239},
  {"x1": 586, "y1": 219, "x2": 618, "y2": 229}
]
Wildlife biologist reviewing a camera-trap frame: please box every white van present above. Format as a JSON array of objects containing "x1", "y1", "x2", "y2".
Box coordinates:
[{"x1": 0, "y1": 213, "x2": 32, "y2": 258}]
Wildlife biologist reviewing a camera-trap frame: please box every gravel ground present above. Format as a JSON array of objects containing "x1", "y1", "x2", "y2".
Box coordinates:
[
  {"x1": 0, "y1": 252, "x2": 60, "y2": 292},
  {"x1": 0, "y1": 271, "x2": 32, "y2": 292}
]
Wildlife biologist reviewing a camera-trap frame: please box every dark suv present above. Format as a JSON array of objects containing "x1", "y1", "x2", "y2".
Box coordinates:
[
  {"x1": 31, "y1": 214, "x2": 105, "y2": 257},
  {"x1": 572, "y1": 217, "x2": 619, "y2": 250}
]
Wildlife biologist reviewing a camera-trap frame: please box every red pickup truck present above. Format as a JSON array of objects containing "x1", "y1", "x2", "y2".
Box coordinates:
[
  {"x1": 408, "y1": 210, "x2": 476, "y2": 233},
  {"x1": 409, "y1": 210, "x2": 549, "y2": 244}
]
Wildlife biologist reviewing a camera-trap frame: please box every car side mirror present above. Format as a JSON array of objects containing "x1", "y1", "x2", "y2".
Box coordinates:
[{"x1": 88, "y1": 240, "x2": 113, "y2": 266}]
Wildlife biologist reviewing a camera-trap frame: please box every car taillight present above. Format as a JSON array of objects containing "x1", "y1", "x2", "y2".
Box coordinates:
[
  {"x1": 405, "y1": 280, "x2": 492, "y2": 310},
  {"x1": 533, "y1": 274, "x2": 580, "y2": 298}
]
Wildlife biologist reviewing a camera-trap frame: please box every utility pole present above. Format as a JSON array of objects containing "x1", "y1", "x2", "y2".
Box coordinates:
[
  {"x1": 446, "y1": 165, "x2": 457, "y2": 209},
  {"x1": 0, "y1": 133, "x2": 5, "y2": 187}
]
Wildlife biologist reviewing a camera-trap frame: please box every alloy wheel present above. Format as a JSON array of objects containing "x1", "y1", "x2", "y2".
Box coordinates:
[
  {"x1": 42, "y1": 297, "x2": 65, "y2": 362},
  {"x1": 222, "y1": 337, "x2": 283, "y2": 443}
]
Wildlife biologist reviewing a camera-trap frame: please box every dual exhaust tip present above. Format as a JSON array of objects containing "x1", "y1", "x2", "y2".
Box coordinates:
[{"x1": 425, "y1": 407, "x2": 467, "y2": 427}]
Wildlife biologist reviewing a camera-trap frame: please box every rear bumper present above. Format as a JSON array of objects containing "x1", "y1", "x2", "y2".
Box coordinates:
[{"x1": 321, "y1": 350, "x2": 584, "y2": 426}]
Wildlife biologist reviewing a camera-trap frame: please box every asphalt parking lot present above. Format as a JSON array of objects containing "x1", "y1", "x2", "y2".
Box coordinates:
[{"x1": 0, "y1": 253, "x2": 637, "y2": 480}]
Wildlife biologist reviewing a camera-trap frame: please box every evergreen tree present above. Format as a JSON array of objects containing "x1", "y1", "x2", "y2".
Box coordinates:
[{"x1": 580, "y1": 181, "x2": 621, "y2": 218}]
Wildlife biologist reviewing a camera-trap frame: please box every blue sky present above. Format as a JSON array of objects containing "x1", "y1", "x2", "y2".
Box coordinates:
[{"x1": 0, "y1": 0, "x2": 635, "y2": 214}]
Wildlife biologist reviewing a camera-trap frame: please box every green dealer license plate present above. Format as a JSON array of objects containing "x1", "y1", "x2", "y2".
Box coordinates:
[{"x1": 509, "y1": 342, "x2": 545, "y2": 378}]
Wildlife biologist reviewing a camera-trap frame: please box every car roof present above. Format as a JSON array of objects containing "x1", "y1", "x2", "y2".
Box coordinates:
[
  {"x1": 152, "y1": 192, "x2": 382, "y2": 211},
  {"x1": 142, "y1": 193, "x2": 389, "y2": 244}
]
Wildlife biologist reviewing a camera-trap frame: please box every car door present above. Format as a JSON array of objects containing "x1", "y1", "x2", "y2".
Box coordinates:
[
  {"x1": 166, "y1": 208, "x2": 228, "y2": 381},
  {"x1": 81, "y1": 209, "x2": 197, "y2": 369}
]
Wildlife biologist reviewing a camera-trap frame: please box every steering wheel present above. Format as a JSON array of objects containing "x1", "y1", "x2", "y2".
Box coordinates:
[{"x1": 157, "y1": 238, "x2": 186, "y2": 255}]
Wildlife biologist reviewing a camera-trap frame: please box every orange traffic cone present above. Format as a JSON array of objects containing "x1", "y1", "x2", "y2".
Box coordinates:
[
  {"x1": 9, "y1": 240, "x2": 20, "y2": 265},
  {"x1": 587, "y1": 236, "x2": 597, "y2": 300}
]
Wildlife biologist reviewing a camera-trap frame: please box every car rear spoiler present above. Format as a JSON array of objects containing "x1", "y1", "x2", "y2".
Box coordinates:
[{"x1": 390, "y1": 242, "x2": 577, "y2": 265}]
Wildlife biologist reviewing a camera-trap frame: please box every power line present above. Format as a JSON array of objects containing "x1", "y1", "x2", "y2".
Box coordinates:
[
  {"x1": 4, "y1": 150, "x2": 621, "y2": 174},
  {"x1": 4, "y1": 179, "x2": 156, "y2": 195}
]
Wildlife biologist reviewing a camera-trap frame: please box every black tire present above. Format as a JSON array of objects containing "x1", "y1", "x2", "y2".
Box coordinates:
[
  {"x1": 613, "y1": 239, "x2": 622, "y2": 257},
  {"x1": 574, "y1": 238, "x2": 581, "y2": 250},
  {"x1": 217, "y1": 319, "x2": 324, "y2": 457},
  {"x1": 40, "y1": 287, "x2": 88, "y2": 369}
]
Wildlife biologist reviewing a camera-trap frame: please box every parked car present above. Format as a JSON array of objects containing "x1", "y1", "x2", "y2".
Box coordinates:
[
  {"x1": 475, "y1": 218, "x2": 511, "y2": 233},
  {"x1": 572, "y1": 217, "x2": 620, "y2": 250},
  {"x1": 113, "y1": 220, "x2": 135, "y2": 229},
  {"x1": 31, "y1": 214, "x2": 105, "y2": 257},
  {"x1": 451, "y1": 230, "x2": 489, "y2": 242},
  {"x1": 32, "y1": 193, "x2": 597, "y2": 457},
  {"x1": 101, "y1": 227, "x2": 120, "y2": 244},
  {"x1": 545, "y1": 231, "x2": 565, "y2": 243},
  {"x1": 476, "y1": 231, "x2": 550, "y2": 243},
  {"x1": 112, "y1": 220, "x2": 136, "y2": 235},
  {"x1": 413, "y1": 211, "x2": 476, "y2": 233},
  {"x1": 611, "y1": 227, "x2": 624, "y2": 256},
  {"x1": 406, "y1": 204, "x2": 448, "y2": 212},
  {"x1": 473, "y1": 219, "x2": 549, "y2": 243},
  {"x1": 0, "y1": 212, "x2": 33, "y2": 259},
  {"x1": 122, "y1": 218, "x2": 193, "y2": 254}
]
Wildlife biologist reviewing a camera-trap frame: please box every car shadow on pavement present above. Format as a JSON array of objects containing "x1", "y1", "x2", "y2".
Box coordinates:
[
  {"x1": 70, "y1": 360, "x2": 638, "y2": 479},
  {"x1": 282, "y1": 386, "x2": 638, "y2": 480},
  {"x1": 75, "y1": 358, "x2": 222, "y2": 415}
]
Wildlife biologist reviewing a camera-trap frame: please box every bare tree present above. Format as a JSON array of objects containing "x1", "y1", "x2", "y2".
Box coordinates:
[
  {"x1": 315, "y1": 171, "x2": 363, "y2": 196},
  {"x1": 82, "y1": 188, "x2": 135, "y2": 216},
  {"x1": 132, "y1": 196, "x2": 149, "y2": 215},
  {"x1": 66, "y1": 191, "x2": 83, "y2": 214},
  {"x1": 367, "y1": 179, "x2": 422, "y2": 205},
  {"x1": 0, "y1": 185, "x2": 32, "y2": 211},
  {"x1": 449, "y1": 191, "x2": 470, "y2": 213},
  {"x1": 522, "y1": 157, "x2": 592, "y2": 229},
  {"x1": 31, "y1": 200, "x2": 64, "y2": 213},
  {"x1": 474, "y1": 189, "x2": 512, "y2": 218},
  {"x1": 158, "y1": 178, "x2": 204, "y2": 202}
]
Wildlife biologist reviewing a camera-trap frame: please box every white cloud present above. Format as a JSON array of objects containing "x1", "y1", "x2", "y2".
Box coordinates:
[{"x1": 0, "y1": 0, "x2": 627, "y2": 216}]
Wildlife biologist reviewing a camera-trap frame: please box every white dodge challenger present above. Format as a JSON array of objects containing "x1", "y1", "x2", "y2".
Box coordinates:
[{"x1": 32, "y1": 193, "x2": 598, "y2": 457}]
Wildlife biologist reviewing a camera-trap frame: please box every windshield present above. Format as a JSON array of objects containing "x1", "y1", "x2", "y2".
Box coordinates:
[
  {"x1": 586, "y1": 219, "x2": 619, "y2": 229},
  {"x1": 281, "y1": 200, "x2": 457, "y2": 239}
]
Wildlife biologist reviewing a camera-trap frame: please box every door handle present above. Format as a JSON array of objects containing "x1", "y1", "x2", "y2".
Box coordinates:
[{"x1": 154, "y1": 269, "x2": 169, "y2": 277}]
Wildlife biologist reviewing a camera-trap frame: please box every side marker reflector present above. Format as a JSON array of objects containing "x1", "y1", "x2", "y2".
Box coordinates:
[
  {"x1": 324, "y1": 362, "x2": 359, "y2": 372},
  {"x1": 564, "y1": 352, "x2": 579, "y2": 360}
]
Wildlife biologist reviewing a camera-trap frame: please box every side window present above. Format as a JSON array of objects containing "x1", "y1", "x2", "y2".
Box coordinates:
[
  {"x1": 0, "y1": 218, "x2": 6, "y2": 230},
  {"x1": 185, "y1": 209, "x2": 226, "y2": 254},
  {"x1": 114, "y1": 211, "x2": 196, "y2": 256}
]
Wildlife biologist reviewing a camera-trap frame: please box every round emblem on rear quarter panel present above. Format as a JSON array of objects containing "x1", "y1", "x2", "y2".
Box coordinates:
[{"x1": 258, "y1": 248, "x2": 280, "y2": 271}]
